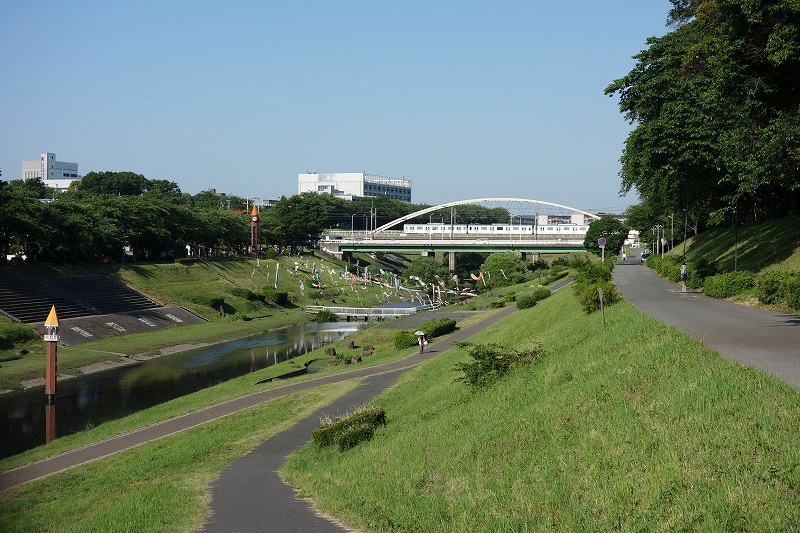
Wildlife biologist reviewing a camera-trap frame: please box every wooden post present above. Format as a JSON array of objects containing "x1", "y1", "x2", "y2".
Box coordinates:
[{"x1": 598, "y1": 287, "x2": 606, "y2": 328}]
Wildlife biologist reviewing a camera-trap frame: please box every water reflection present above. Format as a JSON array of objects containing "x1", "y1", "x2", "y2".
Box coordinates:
[{"x1": 0, "y1": 322, "x2": 357, "y2": 459}]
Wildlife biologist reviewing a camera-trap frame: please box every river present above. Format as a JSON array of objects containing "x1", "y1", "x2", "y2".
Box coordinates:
[{"x1": 0, "y1": 321, "x2": 358, "y2": 460}]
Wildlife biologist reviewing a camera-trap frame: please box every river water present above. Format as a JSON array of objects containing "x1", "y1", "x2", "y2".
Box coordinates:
[{"x1": 0, "y1": 321, "x2": 358, "y2": 460}]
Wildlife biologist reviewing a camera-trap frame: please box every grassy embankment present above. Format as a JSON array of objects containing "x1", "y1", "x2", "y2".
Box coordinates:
[
  {"x1": 0, "y1": 252, "x2": 427, "y2": 390},
  {"x1": 682, "y1": 215, "x2": 800, "y2": 274},
  {"x1": 282, "y1": 286, "x2": 800, "y2": 531},
  {"x1": 2, "y1": 279, "x2": 799, "y2": 531}
]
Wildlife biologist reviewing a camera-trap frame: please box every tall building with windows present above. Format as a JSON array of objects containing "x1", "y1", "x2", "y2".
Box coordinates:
[
  {"x1": 22, "y1": 152, "x2": 81, "y2": 192},
  {"x1": 298, "y1": 172, "x2": 412, "y2": 202}
]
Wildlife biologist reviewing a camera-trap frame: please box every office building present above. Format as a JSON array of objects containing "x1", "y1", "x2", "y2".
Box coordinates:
[
  {"x1": 298, "y1": 172, "x2": 412, "y2": 202},
  {"x1": 22, "y1": 152, "x2": 81, "y2": 192}
]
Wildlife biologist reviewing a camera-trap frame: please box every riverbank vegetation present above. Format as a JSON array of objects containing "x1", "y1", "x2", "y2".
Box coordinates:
[{"x1": 282, "y1": 287, "x2": 800, "y2": 531}]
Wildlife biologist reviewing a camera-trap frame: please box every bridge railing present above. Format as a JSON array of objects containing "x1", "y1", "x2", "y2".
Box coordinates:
[{"x1": 304, "y1": 306, "x2": 419, "y2": 318}]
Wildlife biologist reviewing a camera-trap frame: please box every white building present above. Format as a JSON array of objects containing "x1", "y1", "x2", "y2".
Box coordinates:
[
  {"x1": 22, "y1": 152, "x2": 81, "y2": 192},
  {"x1": 298, "y1": 172, "x2": 412, "y2": 202}
]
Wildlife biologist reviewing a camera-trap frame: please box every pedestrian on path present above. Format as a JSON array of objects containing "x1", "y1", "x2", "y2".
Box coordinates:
[
  {"x1": 680, "y1": 261, "x2": 687, "y2": 293},
  {"x1": 418, "y1": 335, "x2": 425, "y2": 353}
]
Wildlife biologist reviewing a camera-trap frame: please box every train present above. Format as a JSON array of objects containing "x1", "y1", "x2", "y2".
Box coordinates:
[{"x1": 402, "y1": 222, "x2": 589, "y2": 237}]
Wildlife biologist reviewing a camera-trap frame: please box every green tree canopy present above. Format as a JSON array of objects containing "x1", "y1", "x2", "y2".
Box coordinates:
[{"x1": 584, "y1": 217, "x2": 627, "y2": 257}]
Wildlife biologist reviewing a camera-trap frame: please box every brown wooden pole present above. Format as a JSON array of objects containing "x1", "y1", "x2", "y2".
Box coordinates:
[{"x1": 45, "y1": 338, "x2": 57, "y2": 403}]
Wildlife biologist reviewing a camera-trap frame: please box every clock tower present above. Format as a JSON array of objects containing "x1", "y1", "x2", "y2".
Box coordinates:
[{"x1": 250, "y1": 205, "x2": 259, "y2": 258}]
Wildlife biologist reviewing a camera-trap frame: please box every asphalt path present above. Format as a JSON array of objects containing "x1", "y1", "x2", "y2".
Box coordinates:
[{"x1": 614, "y1": 251, "x2": 800, "y2": 386}]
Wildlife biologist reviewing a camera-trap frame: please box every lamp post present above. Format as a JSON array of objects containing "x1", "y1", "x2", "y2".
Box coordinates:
[
  {"x1": 351, "y1": 213, "x2": 356, "y2": 238},
  {"x1": 668, "y1": 214, "x2": 674, "y2": 256},
  {"x1": 683, "y1": 208, "x2": 688, "y2": 261}
]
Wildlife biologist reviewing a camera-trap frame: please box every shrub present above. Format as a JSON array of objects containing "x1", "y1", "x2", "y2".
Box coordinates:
[
  {"x1": 543, "y1": 270, "x2": 569, "y2": 285},
  {"x1": 516, "y1": 288, "x2": 551, "y2": 309},
  {"x1": 263, "y1": 288, "x2": 289, "y2": 306},
  {"x1": 313, "y1": 310, "x2": 339, "y2": 323},
  {"x1": 226, "y1": 312, "x2": 250, "y2": 322},
  {"x1": 193, "y1": 294, "x2": 224, "y2": 309},
  {"x1": 757, "y1": 270, "x2": 800, "y2": 311},
  {"x1": 576, "y1": 281, "x2": 620, "y2": 314},
  {"x1": 394, "y1": 330, "x2": 419, "y2": 349},
  {"x1": 453, "y1": 342, "x2": 543, "y2": 388},
  {"x1": 0, "y1": 323, "x2": 40, "y2": 349},
  {"x1": 420, "y1": 318, "x2": 457, "y2": 338},
  {"x1": 312, "y1": 405, "x2": 386, "y2": 450},
  {"x1": 516, "y1": 295, "x2": 538, "y2": 309},
  {"x1": 230, "y1": 287, "x2": 258, "y2": 301},
  {"x1": 703, "y1": 271, "x2": 755, "y2": 299},
  {"x1": 174, "y1": 257, "x2": 197, "y2": 265}
]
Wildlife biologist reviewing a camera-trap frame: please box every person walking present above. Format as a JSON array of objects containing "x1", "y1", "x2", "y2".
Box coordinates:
[
  {"x1": 418, "y1": 335, "x2": 425, "y2": 353},
  {"x1": 680, "y1": 261, "x2": 687, "y2": 293}
]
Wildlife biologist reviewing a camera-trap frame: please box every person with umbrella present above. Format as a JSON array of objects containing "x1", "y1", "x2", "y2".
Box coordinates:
[{"x1": 415, "y1": 330, "x2": 426, "y2": 353}]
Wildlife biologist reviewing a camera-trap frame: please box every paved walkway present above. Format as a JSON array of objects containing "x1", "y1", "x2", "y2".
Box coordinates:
[
  {"x1": 614, "y1": 251, "x2": 800, "y2": 386},
  {"x1": 0, "y1": 306, "x2": 516, "y2": 497}
]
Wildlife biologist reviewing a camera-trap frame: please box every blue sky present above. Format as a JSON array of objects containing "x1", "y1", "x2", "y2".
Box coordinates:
[{"x1": 0, "y1": 1, "x2": 670, "y2": 214}]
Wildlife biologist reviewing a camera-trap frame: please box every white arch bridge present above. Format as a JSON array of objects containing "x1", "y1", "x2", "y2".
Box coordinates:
[{"x1": 321, "y1": 198, "x2": 600, "y2": 263}]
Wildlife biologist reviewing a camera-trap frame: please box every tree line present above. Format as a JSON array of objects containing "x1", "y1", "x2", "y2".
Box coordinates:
[
  {"x1": 606, "y1": 0, "x2": 800, "y2": 235},
  {"x1": 0, "y1": 170, "x2": 510, "y2": 262}
]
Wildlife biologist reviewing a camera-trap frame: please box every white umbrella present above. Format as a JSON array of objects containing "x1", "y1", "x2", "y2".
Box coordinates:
[{"x1": 414, "y1": 330, "x2": 425, "y2": 336}]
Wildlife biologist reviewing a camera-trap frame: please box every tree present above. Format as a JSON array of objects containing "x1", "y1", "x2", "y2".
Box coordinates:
[
  {"x1": 0, "y1": 181, "x2": 43, "y2": 259},
  {"x1": 77, "y1": 171, "x2": 150, "y2": 196},
  {"x1": 479, "y1": 252, "x2": 530, "y2": 289},
  {"x1": 606, "y1": 0, "x2": 800, "y2": 227},
  {"x1": 264, "y1": 193, "x2": 328, "y2": 248},
  {"x1": 403, "y1": 257, "x2": 451, "y2": 287},
  {"x1": 584, "y1": 217, "x2": 627, "y2": 257}
]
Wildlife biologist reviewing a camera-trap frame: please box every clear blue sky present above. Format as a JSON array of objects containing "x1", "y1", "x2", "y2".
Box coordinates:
[{"x1": 1, "y1": 1, "x2": 670, "y2": 214}]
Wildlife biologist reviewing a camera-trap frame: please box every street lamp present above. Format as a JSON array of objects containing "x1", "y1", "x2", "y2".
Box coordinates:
[
  {"x1": 683, "y1": 208, "x2": 688, "y2": 261},
  {"x1": 668, "y1": 214, "x2": 674, "y2": 256},
  {"x1": 351, "y1": 214, "x2": 355, "y2": 238}
]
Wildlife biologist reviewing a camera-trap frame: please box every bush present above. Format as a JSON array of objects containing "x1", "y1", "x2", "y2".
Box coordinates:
[
  {"x1": 757, "y1": 270, "x2": 800, "y2": 311},
  {"x1": 420, "y1": 318, "x2": 457, "y2": 338},
  {"x1": 193, "y1": 294, "x2": 224, "y2": 309},
  {"x1": 230, "y1": 287, "x2": 258, "y2": 301},
  {"x1": 263, "y1": 288, "x2": 289, "y2": 306},
  {"x1": 226, "y1": 312, "x2": 250, "y2": 322},
  {"x1": 174, "y1": 257, "x2": 198, "y2": 265},
  {"x1": 576, "y1": 281, "x2": 620, "y2": 314},
  {"x1": 543, "y1": 270, "x2": 569, "y2": 285},
  {"x1": 703, "y1": 271, "x2": 755, "y2": 299},
  {"x1": 0, "y1": 323, "x2": 40, "y2": 349},
  {"x1": 312, "y1": 405, "x2": 386, "y2": 450},
  {"x1": 394, "y1": 330, "x2": 419, "y2": 349},
  {"x1": 453, "y1": 342, "x2": 543, "y2": 388},
  {"x1": 516, "y1": 288, "x2": 551, "y2": 309},
  {"x1": 313, "y1": 310, "x2": 339, "y2": 323}
]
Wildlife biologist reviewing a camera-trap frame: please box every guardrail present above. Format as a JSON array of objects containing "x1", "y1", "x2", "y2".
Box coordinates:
[{"x1": 304, "y1": 305, "x2": 419, "y2": 319}]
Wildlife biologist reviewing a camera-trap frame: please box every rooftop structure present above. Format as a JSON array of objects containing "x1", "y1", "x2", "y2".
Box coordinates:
[
  {"x1": 22, "y1": 152, "x2": 81, "y2": 192},
  {"x1": 298, "y1": 172, "x2": 412, "y2": 202}
]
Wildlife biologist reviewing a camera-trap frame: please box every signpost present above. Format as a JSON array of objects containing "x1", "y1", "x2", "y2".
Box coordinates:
[{"x1": 598, "y1": 237, "x2": 606, "y2": 265}]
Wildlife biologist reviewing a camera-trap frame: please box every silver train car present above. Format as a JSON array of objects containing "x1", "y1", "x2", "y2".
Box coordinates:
[{"x1": 402, "y1": 223, "x2": 589, "y2": 236}]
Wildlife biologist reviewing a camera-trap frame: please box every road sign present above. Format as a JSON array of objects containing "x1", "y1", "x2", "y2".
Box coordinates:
[{"x1": 597, "y1": 237, "x2": 606, "y2": 248}]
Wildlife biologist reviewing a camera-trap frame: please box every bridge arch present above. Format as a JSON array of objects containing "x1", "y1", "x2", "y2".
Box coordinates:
[{"x1": 371, "y1": 198, "x2": 600, "y2": 235}]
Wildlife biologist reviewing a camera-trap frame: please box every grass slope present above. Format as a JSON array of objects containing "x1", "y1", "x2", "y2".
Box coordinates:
[
  {"x1": 684, "y1": 215, "x2": 800, "y2": 273},
  {"x1": 283, "y1": 288, "x2": 800, "y2": 531}
]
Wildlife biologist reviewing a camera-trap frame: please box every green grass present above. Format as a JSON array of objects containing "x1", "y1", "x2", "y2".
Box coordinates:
[
  {"x1": 282, "y1": 288, "x2": 800, "y2": 531},
  {"x1": 0, "y1": 379, "x2": 360, "y2": 533},
  {"x1": 684, "y1": 215, "x2": 800, "y2": 273}
]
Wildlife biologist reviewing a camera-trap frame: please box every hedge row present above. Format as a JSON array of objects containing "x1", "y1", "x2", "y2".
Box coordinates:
[
  {"x1": 312, "y1": 405, "x2": 387, "y2": 451},
  {"x1": 516, "y1": 288, "x2": 551, "y2": 309},
  {"x1": 703, "y1": 271, "x2": 755, "y2": 299},
  {"x1": 262, "y1": 288, "x2": 289, "y2": 306},
  {"x1": 756, "y1": 270, "x2": 800, "y2": 311},
  {"x1": 193, "y1": 294, "x2": 224, "y2": 309},
  {"x1": 394, "y1": 317, "x2": 457, "y2": 349}
]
